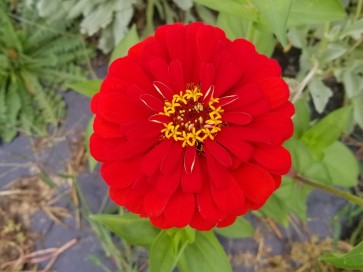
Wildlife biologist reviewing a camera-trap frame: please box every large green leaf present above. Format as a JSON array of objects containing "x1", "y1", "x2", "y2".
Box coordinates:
[
  {"x1": 149, "y1": 231, "x2": 179, "y2": 272},
  {"x1": 251, "y1": 0, "x2": 294, "y2": 47},
  {"x1": 178, "y1": 232, "x2": 232, "y2": 272},
  {"x1": 215, "y1": 217, "x2": 254, "y2": 238},
  {"x1": 149, "y1": 228, "x2": 195, "y2": 272},
  {"x1": 68, "y1": 79, "x2": 102, "y2": 98},
  {"x1": 304, "y1": 161, "x2": 332, "y2": 185},
  {"x1": 284, "y1": 138, "x2": 312, "y2": 173},
  {"x1": 288, "y1": 0, "x2": 346, "y2": 26},
  {"x1": 320, "y1": 241, "x2": 363, "y2": 269},
  {"x1": 292, "y1": 99, "x2": 310, "y2": 138},
  {"x1": 301, "y1": 106, "x2": 352, "y2": 151},
  {"x1": 89, "y1": 213, "x2": 160, "y2": 246},
  {"x1": 322, "y1": 141, "x2": 359, "y2": 188},
  {"x1": 193, "y1": 0, "x2": 258, "y2": 20},
  {"x1": 110, "y1": 24, "x2": 139, "y2": 64}
]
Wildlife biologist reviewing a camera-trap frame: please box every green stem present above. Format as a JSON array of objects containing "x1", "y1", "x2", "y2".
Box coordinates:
[{"x1": 293, "y1": 174, "x2": 363, "y2": 207}]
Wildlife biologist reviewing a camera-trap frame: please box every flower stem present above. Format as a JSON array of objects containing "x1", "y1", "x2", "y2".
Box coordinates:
[{"x1": 293, "y1": 174, "x2": 363, "y2": 207}]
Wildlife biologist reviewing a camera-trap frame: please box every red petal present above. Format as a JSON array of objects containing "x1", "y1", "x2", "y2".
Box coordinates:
[
  {"x1": 222, "y1": 112, "x2": 252, "y2": 125},
  {"x1": 150, "y1": 213, "x2": 173, "y2": 229},
  {"x1": 98, "y1": 92, "x2": 148, "y2": 123},
  {"x1": 258, "y1": 77, "x2": 290, "y2": 109},
  {"x1": 204, "y1": 139, "x2": 232, "y2": 167},
  {"x1": 140, "y1": 140, "x2": 173, "y2": 176},
  {"x1": 108, "y1": 57, "x2": 153, "y2": 90},
  {"x1": 273, "y1": 101, "x2": 295, "y2": 117},
  {"x1": 91, "y1": 93, "x2": 99, "y2": 113},
  {"x1": 197, "y1": 183, "x2": 224, "y2": 222},
  {"x1": 143, "y1": 189, "x2": 170, "y2": 217},
  {"x1": 153, "y1": 81, "x2": 173, "y2": 101},
  {"x1": 217, "y1": 131, "x2": 254, "y2": 161},
  {"x1": 218, "y1": 126, "x2": 271, "y2": 144},
  {"x1": 214, "y1": 62, "x2": 242, "y2": 97},
  {"x1": 234, "y1": 163, "x2": 276, "y2": 205},
  {"x1": 210, "y1": 175, "x2": 246, "y2": 215},
  {"x1": 190, "y1": 209, "x2": 216, "y2": 231},
  {"x1": 205, "y1": 148, "x2": 233, "y2": 190},
  {"x1": 93, "y1": 116, "x2": 124, "y2": 138},
  {"x1": 127, "y1": 123, "x2": 162, "y2": 143},
  {"x1": 217, "y1": 215, "x2": 237, "y2": 227},
  {"x1": 156, "y1": 166, "x2": 181, "y2": 196},
  {"x1": 148, "y1": 57, "x2": 171, "y2": 85},
  {"x1": 169, "y1": 60, "x2": 185, "y2": 93},
  {"x1": 160, "y1": 142, "x2": 184, "y2": 175},
  {"x1": 200, "y1": 63, "x2": 215, "y2": 94},
  {"x1": 184, "y1": 146, "x2": 196, "y2": 175},
  {"x1": 253, "y1": 146, "x2": 291, "y2": 175},
  {"x1": 91, "y1": 134, "x2": 152, "y2": 162},
  {"x1": 101, "y1": 159, "x2": 141, "y2": 189},
  {"x1": 196, "y1": 25, "x2": 222, "y2": 62},
  {"x1": 181, "y1": 155, "x2": 202, "y2": 193},
  {"x1": 217, "y1": 95, "x2": 239, "y2": 107},
  {"x1": 139, "y1": 94, "x2": 164, "y2": 112},
  {"x1": 148, "y1": 114, "x2": 170, "y2": 124},
  {"x1": 163, "y1": 192, "x2": 195, "y2": 228},
  {"x1": 109, "y1": 187, "x2": 128, "y2": 206}
]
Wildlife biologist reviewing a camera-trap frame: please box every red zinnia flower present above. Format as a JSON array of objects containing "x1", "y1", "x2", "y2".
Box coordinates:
[{"x1": 90, "y1": 22, "x2": 294, "y2": 231}]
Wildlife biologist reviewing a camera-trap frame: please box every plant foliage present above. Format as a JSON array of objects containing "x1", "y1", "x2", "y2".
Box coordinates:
[{"x1": 0, "y1": 2, "x2": 91, "y2": 142}]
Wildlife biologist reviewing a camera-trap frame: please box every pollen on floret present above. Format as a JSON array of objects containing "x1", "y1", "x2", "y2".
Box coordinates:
[{"x1": 160, "y1": 85, "x2": 224, "y2": 148}]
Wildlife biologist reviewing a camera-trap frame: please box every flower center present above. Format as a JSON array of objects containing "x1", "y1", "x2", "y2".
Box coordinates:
[{"x1": 160, "y1": 86, "x2": 224, "y2": 147}]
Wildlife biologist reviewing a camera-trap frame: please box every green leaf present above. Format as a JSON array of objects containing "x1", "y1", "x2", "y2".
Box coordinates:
[
  {"x1": 293, "y1": 99, "x2": 310, "y2": 138},
  {"x1": 320, "y1": 43, "x2": 347, "y2": 63},
  {"x1": 110, "y1": 24, "x2": 139, "y2": 64},
  {"x1": 89, "y1": 213, "x2": 160, "y2": 246},
  {"x1": 195, "y1": 4, "x2": 217, "y2": 25},
  {"x1": 150, "y1": 228, "x2": 194, "y2": 272},
  {"x1": 178, "y1": 232, "x2": 232, "y2": 272},
  {"x1": 341, "y1": 18, "x2": 363, "y2": 38},
  {"x1": 322, "y1": 141, "x2": 359, "y2": 188},
  {"x1": 308, "y1": 77, "x2": 333, "y2": 114},
  {"x1": 352, "y1": 95, "x2": 363, "y2": 129},
  {"x1": 216, "y1": 13, "x2": 275, "y2": 56},
  {"x1": 303, "y1": 161, "x2": 332, "y2": 185},
  {"x1": 149, "y1": 231, "x2": 179, "y2": 272},
  {"x1": 85, "y1": 117, "x2": 97, "y2": 172},
  {"x1": 251, "y1": 0, "x2": 294, "y2": 47},
  {"x1": 68, "y1": 80, "x2": 102, "y2": 98},
  {"x1": 301, "y1": 106, "x2": 352, "y2": 151},
  {"x1": 284, "y1": 138, "x2": 312, "y2": 173},
  {"x1": 193, "y1": 0, "x2": 258, "y2": 20},
  {"x1": 215, "y1": 217, "x2": 254, "y2": 238},
  {"x1": 259, "y1": 194, "x2": 289, "y2": 226},
  {"x1": 288, "y1": 0, "x2": 346, "y2": 26},
  {"x1": 275, "y1": 177, "x2": 310, "y2": 220},
  {"x1": 320, "y1": 241, "x2": 363, "y2": 269}
]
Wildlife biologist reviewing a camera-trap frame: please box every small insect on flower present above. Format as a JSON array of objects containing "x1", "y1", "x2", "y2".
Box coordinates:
[{"x1": 90, "y1": 23, "x2": 294, "y2": 231}]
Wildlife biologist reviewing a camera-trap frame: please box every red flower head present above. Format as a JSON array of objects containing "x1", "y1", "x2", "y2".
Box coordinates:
[{"x1": 90, "y1": 22, "x2": 294, "y2": 231}]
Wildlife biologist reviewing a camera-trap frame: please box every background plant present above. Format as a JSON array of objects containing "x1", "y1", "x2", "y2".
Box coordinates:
[{"x1": 0, "y1": 1, "x2": 92, "y2": 143}]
